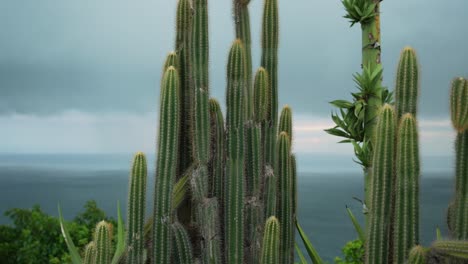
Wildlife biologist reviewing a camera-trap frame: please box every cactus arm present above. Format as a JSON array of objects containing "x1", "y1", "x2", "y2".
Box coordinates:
[
  {"x1": 432, "y1": 240, "x2": 468, "y2": 260},
  {"x1": 153, "y1": 67, "x2": 181, "y2": 264},
  {"x1": 95, "y1": 221, "x2": 112, "y2": 264},
  {"x1": 112, "y1": 201, "x2": 126, "y2": 264},
  {"x1": 260, "y1": 216, "x2": 280, "y2": 264},
  {"x1": 454, "y1": 131, "x2": 468, "y2": 240},
  {"x1": 58, "y1": 204, "x2": 82, "y2": 264},
  {"x1": 450, "y1": 78, "x2": 468, "y2": 131},
  {"x1": 395, "y1": 47, "x2": 419, "y2": 120},
  {"x1": 209, "y1": 98, "x2": 225, "y2": 199},
  {"x1": 261, "y1": 0, "x2": 279, "y2": 165},
  {"x1": 366, "y1": 105, "x2": 396, "y2": 264},
  {"x1": 192, "y1": 0, "x2": 210, "y2": 164},
  {"x1": 278, "y1": 105, "x2": 293, "y2": 141},
  {"x1": 172, "y1": 222, "x2": 194, "y2": 264},
  {"x1": 393, "y1": 114, "x2": 420, "y2": 263},
  {"x1": 83, "y1": 242, "x2": 97, "y2": 264},
  {"x1": 198, "y1": 198, "x2": 222, "y2": 264},
  {"x1": 125, "y1": 153, "x2": 147, "y2": 264},
  {"x1": 264, "y1": 165, "x2": 276, "y2": 218},
  {"x1": 277, "y1": 132, "x2": 293, "y2": 263},
  {"x1": 407, "y1": 246, "x2": 426, "y2": 264}
]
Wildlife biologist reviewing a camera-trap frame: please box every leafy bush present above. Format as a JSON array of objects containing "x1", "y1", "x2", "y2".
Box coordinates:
[{"x1": 334, "y1": 239, "x2": 364, "y2": 264}]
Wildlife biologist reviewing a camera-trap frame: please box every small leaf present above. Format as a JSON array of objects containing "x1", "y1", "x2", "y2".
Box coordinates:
[{"x1": 58, "y1": 204, "x2": 82, "y2": 264}]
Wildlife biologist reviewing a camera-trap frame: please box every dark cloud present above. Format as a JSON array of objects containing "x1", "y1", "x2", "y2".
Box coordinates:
[{"x1": 0, "y1": 0, "x2": 467, "y2": 117}]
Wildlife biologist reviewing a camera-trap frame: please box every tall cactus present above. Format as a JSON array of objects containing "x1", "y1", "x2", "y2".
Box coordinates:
[
  {"x1": 225, "y1": 39, "x2": 246, "y2": 264},
  {"x1": 126, "y1": 152, "x2": 147, "y2": 264},
  {"x1": 393, "y1": 114, "x2": 420, "y2": 263},
  {"x1": 192, "y1": 0, "x2": 210, "y2": 165},
  {"x1": 153, "y1": 66, "x2": 180, "y2": 264},
  {"x1": 260, "y1": 216, "x2": 280, "y2": 264},
  {"x1": 83, "y1": 242, "x2": 97, "y2": 264},
  {"x1": 277, "y1": 132, "x2": 293, "y2": 264},
  {"x1": 261, "y1": 0, "x2": 279, "y2": 165},
  {"x1": 94, "y1": 221, "x2": 112, "y2": 264},
  {"x1": 395, "y1": 47, "x2": 419, "y2": 120},
  {"x1": 407, "y1": 246, "x2": 426, "y2": 264},
  {"x1": 366, "y1": 105, "x2": 395, "y2": 264},
  {"x1": 450, "y1": 77, "x2": 468, "y2": 240}
]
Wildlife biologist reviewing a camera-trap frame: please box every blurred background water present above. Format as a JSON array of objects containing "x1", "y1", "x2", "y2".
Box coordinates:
[{"x1": 0, "y1": 154, "x2": 454, "y2": 261}]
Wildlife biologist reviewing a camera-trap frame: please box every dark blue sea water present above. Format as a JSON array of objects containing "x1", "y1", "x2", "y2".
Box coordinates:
[{"x1": 0, "y1": 154, "x2": 456, "y2": 261}]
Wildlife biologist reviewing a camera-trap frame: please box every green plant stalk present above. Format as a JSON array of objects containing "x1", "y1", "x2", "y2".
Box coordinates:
[
  {"x1": 393, "y1": 114, "x2": 420, "y2": 263},
  {"x1": 279, "y1": 105, "x2": 293, "y2": 141},
  {"x1": 192, "y1": 0, "x2": 210, "y2": 164},
  {"x1": 209, "y1": 98, "x2": 225, "y2": 199},
  {"x1": 225, "y1": 39, "x2": 246, "y2": 264},
  {"x1": 246, "y1": 124, "x2": 261, "y2": 197},
  {"x1": 264, "y1": 165, "x2": 276, "y2": 218},
  {"x1": 234, "y1": 0, "x2": 253, "y2": 119},
  {"x1": 126, "y1": 153, "x2": 147, "y2": 264},
  {"x1": 296, "y1": 220, "x2": 324, "y2": 264},
  {"x1": 175, "y1": 0, "x2": 194, "y2": 174},
  {"x1": 245, "y1": 198, "x2": 262, "y2": 264},
  {"x1": 454, "y1": 130, "x2": 468, "y2": 240},
  {"x1": 153, "y1": 66, "x2": 180, "y2": 264},
  {"x1": 95, "y1": 221, "x2": 112, "y2": 264},
  {"x1": 83, "y1": 242, "x2": 97, "y2": 264},
  {"x1": 261, "y1": 0, "x2": 279, "y2": 165},
  {"x1": 291, "y1": 154, "x2": 297, "y2": 219},
  {"x1": 395, "y1": 47, "x2": 419, "y2": 120},
  {"x1": 277, "y1": 132, "x2": 293, "y2": 263},
  {"x1": 112, "y1": 202, "x2": 125, "y2": 264},
  {"x1": 172, "y1": 222, "x2": 194, "y2": 264},
  {"x1": 58, "y1": 205, "x2": 82, "y2": 264},
  {"x1": 260, "y1": 216, "x2": 280, "y2": 264},
  {"x1": 366, "y1": 105, "x2": 395, "y2": 264}
]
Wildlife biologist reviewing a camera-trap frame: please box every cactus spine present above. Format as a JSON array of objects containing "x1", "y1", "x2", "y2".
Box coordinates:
[
  {"x1": 260, "y1": 216, "x2": 280, "y2": 264},
  {"x1": 153, "y1": 66, "x2": 180, "y2": 264},
  {"x1": 225, "y1": 39, "x2": 246, "y2": 264},
  {"x1": 126, "y1": 152, "x2": 147, "y2": 264},
  {"x1": 261, "y1": 0, "x2": 279, "y2": 165},
  {"x1": 393, "y1": 114, "x2": 420, "y2": 263},
  {"x1": 94, "y1": 221, "x2": 112, "y2": 264},
  {"x1": 172, "y1": 222, "x2": 194, "y2": 264},
  {"x1": 395, "y1": 47, "x2": 419, "y2": 119},
  {"x1": 366, "y1": 105, "x2": 395, "y2": 264},
  {"x1": 277, "y1": 132, "x2": 293, "y2": 263}
]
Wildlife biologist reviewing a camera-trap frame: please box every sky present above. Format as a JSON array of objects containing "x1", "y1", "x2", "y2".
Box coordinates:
[{"x1": 1, "y1": 0, "x2": 467, "y2": 159}]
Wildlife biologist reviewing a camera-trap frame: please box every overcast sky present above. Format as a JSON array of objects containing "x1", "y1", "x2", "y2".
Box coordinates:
[{"x1": 1, "y1": 0, "x2": 467, "y2": 157}]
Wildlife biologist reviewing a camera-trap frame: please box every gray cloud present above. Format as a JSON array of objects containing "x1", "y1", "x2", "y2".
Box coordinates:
[{"x1": 0, "y1": 0, "x2": 467, "y2": 117}]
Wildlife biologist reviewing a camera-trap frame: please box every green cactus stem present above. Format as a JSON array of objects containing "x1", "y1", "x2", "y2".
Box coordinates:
[
  {"x1": 454, "y1": 130, "x2": 468, "y2": 240},
  {"x1": 126, "y1": 152, "x2": 147, "y2": 264},
  {"x1": 393, "y1": 114, "x2": 420, "y2": 263},
  {"x1": 395, "y1": 47, "x2": 419, "y2": 120},
  {"x1": 153, "y1": 66, "x2": 180, "y2": 264},
  {"x1": 450, "y1": 77, "x2": 468, "y2": 131},
  {"x1": 253, "y1": 67, "x2": 270, "y2": 125},
  {"x1": 432, "y1": 240, "x2": 468, "y2": 260},
  {"x1": 264, "y1": 165, "x2": 276, "y2": 218},
  {"x1": 366, "y1": 104, "x2": 396, "y2": 264},
  {"x1": 83, "y1": 242, "x2": 97, "y2": 264},
  {"x1": 209, "y1": 98, "x2": 225, "y2": 199},
  {"x1": 197, "y1": 198, "x2": 222, "y2": 264},
  {"x1": 94, "y1": 221, "x2": 112, "y2": 264},
  {"x1": 246, "y1": 123, "x2": 261, "y2": 197},
  {"x1": 261, "y1": 0, "x2": 279, "y2": 165},
  {"x1": 163, "y1": 52, "x2": 179, "y2": 73},
  {"x1": 245, "y1": 197, "x2": 262, "y2": 264},
  {"x1": 172, "y1": 222, "x2": 194, "y2": 264},
  {"x1": 260, "y1": 216, "x2": 280, "y2": 264},
  {"x1": 277, "y1": 131, "x2": 293, "y2": 264},
  {"x1": 175, "y1": 0, "x2": 194, "y2": 175},
  {"x1": 291, "y1": 154, "x2": 297, "y2": 219},
  {"x1": 234, "y1": 0, "x2": 253, "y2": 119},
  {"x1": 192, "y1": 0, "x2": 210, "y2": 165},
  {"x1": 279, "y1": 105, "x2": 293, "y2": 141},
  {"x1": 408, "y1": 245, "x2": 426, "y2": 264}
]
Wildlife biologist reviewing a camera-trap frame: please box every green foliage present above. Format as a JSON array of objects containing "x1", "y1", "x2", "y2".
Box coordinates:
[
  {"x1": 342, "y1": 0, "x2": 377, "y2": 27},
  {"x1": 0, "y1": 201, "x2": 113, "y2": 264},
  {"x1": 296, "y1": 220, "x2": 324, "y2": 264},
  {"x1": 334, "y1": 239, "x2": 365, "y2": 264}
]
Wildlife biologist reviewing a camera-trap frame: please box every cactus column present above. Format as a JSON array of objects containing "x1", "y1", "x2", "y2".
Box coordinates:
[
  {"x1": 153, "y1": 66, "x2": 180, "y2": 264},
  {"x1": 393, "y1": 114, "x2": 420, "y2": 263},
  {"x1": 366, "y1": 105, "x2": 395, "y2": 264},
  {"x1": 126, "y1": 152, "x2": 147, "y2": 264},
  {"x1": 225, "y1": 39, "x2": 246, "y2": 264}
]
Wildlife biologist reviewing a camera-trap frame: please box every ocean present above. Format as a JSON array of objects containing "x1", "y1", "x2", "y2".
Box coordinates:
[{"x1": 0, "y1": 154, "x2": 456, "y2": 261}]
